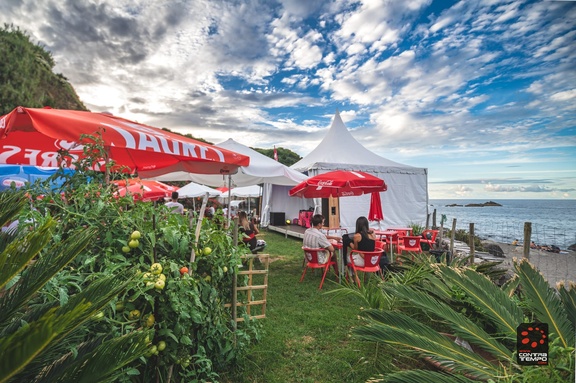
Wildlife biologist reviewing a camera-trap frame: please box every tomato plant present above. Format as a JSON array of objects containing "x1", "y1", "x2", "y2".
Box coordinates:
[{"x1": 21, "y1": 163, "x2": 262, "y2": 383}]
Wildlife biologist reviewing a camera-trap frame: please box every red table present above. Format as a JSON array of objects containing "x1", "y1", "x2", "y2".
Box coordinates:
[
  {"x1": 387, "y1": 227, "x2": 413, "y2": 236},
  {"x1": 374, "y1": 230, "x2": 400, "y2": 263}
]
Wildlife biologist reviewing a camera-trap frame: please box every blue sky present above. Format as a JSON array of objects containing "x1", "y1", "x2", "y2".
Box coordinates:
[{"x1": 1, "y1": 0, "x2": 574, "y2": 199}]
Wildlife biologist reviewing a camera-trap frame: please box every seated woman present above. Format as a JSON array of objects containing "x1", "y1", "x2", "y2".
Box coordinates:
[
  {"x1": 238, "y1": 211, "x2": 263, "y2": 253},
  {"x1": 349, "y1": 216, "x2": 377, "y2": 267}
]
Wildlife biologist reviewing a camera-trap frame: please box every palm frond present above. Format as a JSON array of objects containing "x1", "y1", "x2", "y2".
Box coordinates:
[
  {"x1": 435, "y1": 265, "x2": 523, "y2": 337},
  {"x1": 49, "y1": 272, "x2": 136, "y2": 346},
  {"x1": 383, "y1": 283, "x2": 514, "y2": 363},
  {"x1": 381, "y1": 369, "x2": 479, "y2": 383},
  {"x1": 354, "y1": 310, "x2": 503, "y2": 380},
  {"x1": 0, "y1": 302, "x2": 91, "y2": 383},
  {"x1": 515, "y1": 259, "x2": 574, "y2": 348},
  {"x1": 0, "y1": 226, "x2": 96, "y2": 327},
  {"x1": 0, "y1": 189, "x2": 28, "y2": 228},
  {"x1": 556, "y1": 281, "x2": 576, "y2": 329},
  {"x1": 33, "y1": 331, "x2": 151, "y2": 383},
  {"x1": 327, "y1": 280, "x2": 394, "y2": 310},
  {"x1": 0, "y1": 219, "x2": 56, "y2": 291}
]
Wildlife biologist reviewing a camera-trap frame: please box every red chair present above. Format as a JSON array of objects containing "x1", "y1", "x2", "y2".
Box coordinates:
[
  {"x1": 300, "y1": 247, "x2": 337, "y2": 289},
  {"x1": 347, "y1": 248, "x2": 384, "y2": 288},
  {"x1": 421, "y1": 229, "x2": 439, "y2": 249},
  {"x1": 397, "y1": 236, "x2": 423, "y2": 259}
]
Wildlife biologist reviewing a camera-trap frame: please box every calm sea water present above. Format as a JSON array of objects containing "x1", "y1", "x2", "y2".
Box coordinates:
[{"x1": 429, "y1": 199, "x2": 576, "y2": 249}]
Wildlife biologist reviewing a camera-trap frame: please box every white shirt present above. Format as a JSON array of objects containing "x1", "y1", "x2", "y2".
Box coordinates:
[
  {"x1": 165, "y1": 201, "x2": 184, "y2": 214},
  {"x1": 303, "y1": 227, "x2": 332, "y2": 264}
]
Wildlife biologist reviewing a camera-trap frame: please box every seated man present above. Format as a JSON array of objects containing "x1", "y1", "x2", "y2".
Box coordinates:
[{"x1": 303, "y1": 214, "x2": 336, "y2": 266}]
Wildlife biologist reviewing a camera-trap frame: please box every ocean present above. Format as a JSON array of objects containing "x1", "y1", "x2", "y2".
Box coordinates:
[{"x1": 429, "y1": 199, "x2": 576, "y2": 249}]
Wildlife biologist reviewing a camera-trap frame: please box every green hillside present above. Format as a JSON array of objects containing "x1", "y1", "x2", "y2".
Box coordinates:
[{"x1": 0, "y1": 24, "x2": 87, "y2": 115}]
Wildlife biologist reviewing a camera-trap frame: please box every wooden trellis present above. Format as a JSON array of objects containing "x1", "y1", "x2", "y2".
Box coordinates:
[{"x1": 225, "y1": 253, "x2": 269, "y2": 323}]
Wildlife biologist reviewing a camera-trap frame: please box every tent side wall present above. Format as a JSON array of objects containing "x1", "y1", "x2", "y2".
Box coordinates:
[{"x1": 269, "y1": 164, "x2": 428, "y2": 232}]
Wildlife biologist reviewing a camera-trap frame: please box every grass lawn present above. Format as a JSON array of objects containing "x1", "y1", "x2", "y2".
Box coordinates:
[{"x1": 221, "y1": 229, "x2": 420, "y2": 383}]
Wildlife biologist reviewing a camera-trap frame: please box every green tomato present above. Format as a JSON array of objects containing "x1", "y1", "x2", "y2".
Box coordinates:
[
  {"x1": 223, "y1": 266, "x2": 228, "y2": 273},
  {"x1": 154, "y1": 279, "x2": 165, "y2": 290},
  {"x1": 150, "y1": 263, "x2": 163, "y2": 275},
  {"x1": 121, "y1": 246, "x2": 131, "y2": 253},
  {"x1": 130, "y1": 230, "x2": 142, "y2": 240},
  {"x1": 203, "y1": 247, "x2": 212, "y2": 255},
  {"x1": 144, "y1": 313, "x2": 155, "y2": 328},
  {"x1": 128, "y1": 239, "x2": 139, "y2": 248},
  {"x1": 129, "y1": 309, "x2": 141, "y2": 320},
  {"x1": 157, "y1": 340, "x2": 166, "y2": 351}
]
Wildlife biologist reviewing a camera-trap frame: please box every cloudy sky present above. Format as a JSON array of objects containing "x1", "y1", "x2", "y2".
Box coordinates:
[{"x1": 1, "y1": 0, "x2": 575, "y2": 199}]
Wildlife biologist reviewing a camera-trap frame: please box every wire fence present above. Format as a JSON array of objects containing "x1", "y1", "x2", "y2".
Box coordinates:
[{"x1": 442, "y1": 219, "x2": 576, "y2": 250}]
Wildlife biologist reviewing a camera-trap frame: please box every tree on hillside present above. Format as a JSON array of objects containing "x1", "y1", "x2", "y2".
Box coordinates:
[
  {"x1": 0, "y1": 24, "x2": 86, "y2": 114},
  {"x1": 253, "y1": 147, "x2": 302, "y2": 167}
]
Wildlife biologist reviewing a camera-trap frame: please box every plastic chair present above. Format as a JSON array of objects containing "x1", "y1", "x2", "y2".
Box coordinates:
[
  {"x1": 300, "y1": 247, "x2": 337, "y2": 289},
  {"x1": 347, "y1": 248, "x2": 384, "y2": 288},
  {"x1": 397, "y1": 236, "x2": 423, "y2": 259},
  {"x1": 421, "y1": 229, "x2": 438, "y2": 249}
]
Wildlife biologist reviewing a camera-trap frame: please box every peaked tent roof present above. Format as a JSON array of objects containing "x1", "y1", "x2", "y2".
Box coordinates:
[
  {"x1": 291, "y1": 111, "x2": 421, "y2": 173},
  {"x1": 151, "y1": 138, "x2": 308, "y2": 187},
  {"x1": 177, "y1": 181, "x2": 222, "y2": 198}
]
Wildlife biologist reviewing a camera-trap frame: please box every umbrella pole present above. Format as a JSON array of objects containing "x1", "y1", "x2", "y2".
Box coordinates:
[{"x1": 190, "y1": 192, "x2": 208, "y2": 265}]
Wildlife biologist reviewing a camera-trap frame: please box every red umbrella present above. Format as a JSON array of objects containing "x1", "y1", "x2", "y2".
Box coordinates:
[
  {"x1": 0, "y1": 107, "x2": 250, "y2": 178},
  {"x1": 368, "y1": 191, "x2": 384, "y2": 222},
  {"x1": 112, "y1": 178, "x2": 178, "y2": 202},
  {"x1": 289, "y1": 170, "x2": 387, "y2": 198}
]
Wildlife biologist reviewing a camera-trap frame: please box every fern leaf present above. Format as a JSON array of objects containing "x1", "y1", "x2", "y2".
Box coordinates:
[
  {"x1": 354, "y1": 310, "x2": 503, "y2": 380},
  {"x1": 384, "y1": 283, "x2": 513, "y2": 362},
  {"x1": 0, "y1": 226, "x2": 96, "y2": 327},
  {"x1": 515, "y1": 259, "x2": 574, "y2": 349},
  {"x1": 557, "y1": 281, "x2": 576, "y2": 329},
  {"x1": 435, "y1": 265, "x2": 523, "y2": 337},
  {"x1": 381, "y1": 369, "x2": 479, "y2": 383}
]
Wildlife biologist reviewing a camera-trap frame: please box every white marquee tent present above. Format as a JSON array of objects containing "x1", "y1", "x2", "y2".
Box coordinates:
[
  {"x1": 268, "y1": 111, "x2": 429, "y2": 231},
  {"x1": 150, "y1": 139, "x2": 308, "y2": 224}
]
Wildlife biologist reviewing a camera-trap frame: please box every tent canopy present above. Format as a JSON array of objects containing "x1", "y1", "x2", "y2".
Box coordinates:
[
  {"x1": 177, "y1": 181, "x2": 222, "y2": 198},
  {"x1": 269, "y1": 111, "x2": 428, "y2": 231},
  {"x1": 151, "y1": 138, "x2": 307, "y2": 187}
]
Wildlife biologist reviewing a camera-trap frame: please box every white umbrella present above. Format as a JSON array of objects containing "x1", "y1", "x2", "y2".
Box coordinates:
[{"x1": 177, "y1": 181, "x2": 222, "y2": 198}]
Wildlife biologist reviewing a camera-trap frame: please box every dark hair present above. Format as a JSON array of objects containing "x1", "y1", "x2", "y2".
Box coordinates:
[
  {"x1": 171, "y1": 191, "x2": 179, "y2": 200},
  {"x1": 311, "y1": 214, "x2": 324, "y2": 227},
  {"x1": 355, "y1": 216, "x2": 370, "y2": 236}
]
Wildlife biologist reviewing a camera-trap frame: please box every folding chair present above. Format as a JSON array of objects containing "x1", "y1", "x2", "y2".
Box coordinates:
[
  {"x1": 300, "y1": 247, "x2": 337, "y2": 289},
  {"x1": 347, "y1": 248, "x2": 384, "y2": 288}
]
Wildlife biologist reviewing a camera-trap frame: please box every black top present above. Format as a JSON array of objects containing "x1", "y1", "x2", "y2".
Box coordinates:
[
  {"x1": 240, "y1": 223, "x2": 257, "y2": 250},
  {"x1": 356, "y1": 232, "x2": 375, "y2": 252}
]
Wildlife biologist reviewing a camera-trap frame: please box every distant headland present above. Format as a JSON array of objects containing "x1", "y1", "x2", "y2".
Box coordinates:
[{"x1": 445, "y1": 201, "x2": 502, "y2": 207}]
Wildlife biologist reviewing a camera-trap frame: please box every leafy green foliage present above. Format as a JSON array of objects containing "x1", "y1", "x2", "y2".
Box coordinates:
[
  {"x1": 252, "y1": 146, "x2": 302, "y2": 166},
  {"x1": 0, "y1": 24, "x2": 87, "y2": 114},
  {"x1": 348, "y1": 254, "x2": 575, "y2": 382}
]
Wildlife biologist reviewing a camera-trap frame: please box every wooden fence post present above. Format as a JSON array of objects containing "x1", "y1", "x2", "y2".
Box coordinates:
[
  {"x1": 450, "y1": 218, "x2": 457, "y2": 256},
  {"x1": 432, "y1": 209, "x2": 437, "y2": 228},
  {"x1": 469, "y1": 223, "x2": 475, "y2": 265},
  {"x1": 523, "y1": 222, "x2": 532, "y2": 260}
]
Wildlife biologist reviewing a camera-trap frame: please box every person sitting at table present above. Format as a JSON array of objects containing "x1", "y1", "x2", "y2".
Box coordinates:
[
  {"x1": 348, "y1": 217, "x2": 390, "y2": 270},
  {"x1": 238, "y1": 210, "x2": 262, "y2": 253},
  {"x1": 303, "y1": 214, "x2": 337, "y2": 269},
  {"x1": 348, "y1": 216, "x2": 377, "y2": 267}
]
